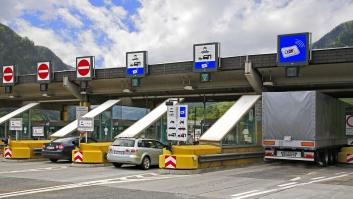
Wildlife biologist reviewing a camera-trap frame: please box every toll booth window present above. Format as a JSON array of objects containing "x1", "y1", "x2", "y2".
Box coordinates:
[{"x1": 222, "y1": 107, "x2": 257, "y2": 146}]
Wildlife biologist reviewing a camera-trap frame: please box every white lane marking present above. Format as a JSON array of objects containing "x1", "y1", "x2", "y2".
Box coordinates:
[
  {"x1": 289, "y1": 177, "x2": 301, "y2": 181},
  {"x1": 310, "y1": 176, "x2": 325, "y2": 180},
  {"x1": 232, "y1": 173, "x2": 352, "y2": 199},
  {"x1": 0, "y1": 167, "x2": 67, "y2": 174},
  {"x1": 233, "y1": 189, "x2": 277, "y2": 199},
  {"x1": 335, "y1": 172, "x2": 347, "y2": 175},
  {"x1": 277, "y1": 182, "x2": 297, "y2": 187},
  {"x1": 0, "y1": 173, "x2": 185, "y2": 198},
  {"x1": 231, "y1": 190, "x2": 259, "y2": 197}
]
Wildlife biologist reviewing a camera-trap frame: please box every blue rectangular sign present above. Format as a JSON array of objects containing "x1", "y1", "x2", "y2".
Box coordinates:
[
  {"x1": 277, "y1": 33, "x2": 311, "y2": 66},
  {"x1": 179, "y1": 106, "x2": 186, "y2": 118},
  {"x1": 127, "y1": 67, "x2": 144, "y2": 75},
  {"x1": 194, "y1": 61, "x2": 216, "y2": 70}
]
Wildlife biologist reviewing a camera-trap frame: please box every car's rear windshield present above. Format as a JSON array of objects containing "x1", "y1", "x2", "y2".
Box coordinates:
[
  {"x1": 53, "y1": 137, "x2": 77, "y2": 143},
  {"x1": 112, "y1": 139, "x2": 135, "y2": 147}
]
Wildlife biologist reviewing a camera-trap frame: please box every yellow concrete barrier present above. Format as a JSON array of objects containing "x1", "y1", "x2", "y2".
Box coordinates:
[
  {"x1": 159, "y1": 154, "x2": 198, "y2": 169},
  {"x1": 172, "y1": 145, "x2": 221, "y2": 155},
  {"x1": 7, "y1": 140, "x2": 50, "y2": 159},
  {"x1": 72, "y1": 142, "x2": 112, "y2": 164},
  {"x1": 338, "y1": 146, "x2": 353, "y2": 164},
  {"x1": 159, "y1": 145, "x2": 263, "y2": 170},
  {"x1": 159, "y1": 145, "x2": 221, "y2": 170}
]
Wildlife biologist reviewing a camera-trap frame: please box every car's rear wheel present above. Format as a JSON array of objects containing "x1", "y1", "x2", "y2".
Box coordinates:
[
  {"x1": 113, "y1": 163, "x2": 122, "y2": 168},
  {"x1": 49, "y1": 158, "x2": 58, "y2": 163},
  {"x1": 141, "y1": 156, "x2": 150, "y2": 170}
]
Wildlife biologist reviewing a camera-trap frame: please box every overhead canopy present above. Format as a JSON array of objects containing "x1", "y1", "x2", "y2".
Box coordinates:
[
  {"x1": 51, "y1": 99, "x2": 120, "y2": 138},
  {"x1": 117, "y1": 98, "x2": 181, "y2": 138},
  {"x1": 199, "y1": 95, "x2": 261, "y2": 142},
  {"x1": 0, "y1": 102, "x2": 39, "y2": 125}
]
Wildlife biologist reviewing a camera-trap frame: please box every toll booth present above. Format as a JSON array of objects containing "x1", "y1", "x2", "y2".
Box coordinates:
[{"x1": 159, "y1": 95, "x2": 264, "y2": 170}]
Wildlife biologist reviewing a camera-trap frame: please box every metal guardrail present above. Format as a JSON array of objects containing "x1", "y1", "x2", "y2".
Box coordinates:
[{"x1": 199, "y1": 152, "x2": 264, "y2": 163}]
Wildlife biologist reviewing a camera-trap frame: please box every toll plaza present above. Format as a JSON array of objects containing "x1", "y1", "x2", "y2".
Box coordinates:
[{"x1": 1, "y1": 36, "x2": 353, "y2": 169}]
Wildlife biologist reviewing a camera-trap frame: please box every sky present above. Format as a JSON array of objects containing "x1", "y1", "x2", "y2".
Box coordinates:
[{"x1": 0, "y1": 0, "x2": 353, "y2": 68}]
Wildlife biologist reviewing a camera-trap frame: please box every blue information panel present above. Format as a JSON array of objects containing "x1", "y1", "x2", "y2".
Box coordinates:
[
  {"x1": 193, "y1": 42, "x2": 220, "y2": 72},
  {"x1": 126, "y1": 51, "x2": 148, "y2": 77},
  {"x1": 179, "y1": 106, "x2": 186, "y2": 118},
  {"x1": 277, "y1": 32, "x2": 311, "y2": 66}
]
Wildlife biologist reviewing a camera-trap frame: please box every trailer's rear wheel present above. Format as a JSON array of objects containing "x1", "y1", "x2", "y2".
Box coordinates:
[
  {"x1": 328, "y1": 150, "x2": 336, "y2": 165},
  {"x1": 316, "y1": 150, "x2": 329, "y2": 167}
]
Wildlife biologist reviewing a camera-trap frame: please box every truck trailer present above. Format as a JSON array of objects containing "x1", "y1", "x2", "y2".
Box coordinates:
[{"x1": 262, "y1": 91, "x2": 348, "y2": 166}]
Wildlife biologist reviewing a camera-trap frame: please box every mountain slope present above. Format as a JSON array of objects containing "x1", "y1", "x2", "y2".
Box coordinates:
[
  {"x1": 0, "y1": 23, "x2": 71, "y2": 74},
  {"x1": 313, "y1": 20, "x2": 353, "y2": 49}
]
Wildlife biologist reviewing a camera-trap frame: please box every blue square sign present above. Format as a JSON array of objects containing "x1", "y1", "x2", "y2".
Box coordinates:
[
  {"x1": 179, "y1": 106, "x2": 186, "y2": 118},
  {"x1": 277, "y1": 32, "x2": 311, "y2": 66}
]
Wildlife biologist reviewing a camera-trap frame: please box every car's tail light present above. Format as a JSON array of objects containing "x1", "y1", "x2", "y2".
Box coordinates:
[
  {"x1": 56, "y1": 144, "x2": 64, "y2": 150},
  {"x1": 130, "y1": 149, "x2": 138, "y2": 153},
  {"x1": 125, "y1": 149, "x2": 138, "y2": 154}
]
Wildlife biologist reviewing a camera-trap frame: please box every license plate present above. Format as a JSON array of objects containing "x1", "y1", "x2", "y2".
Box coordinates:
[
  {"x1": 277, "y1": 151, "x2": 301, "y2": 158},
  {"x1": 113, "y1": 150, "x2": 124, "y2": 155},
  {"x1": 47, "y1": 146, "x2": 55, "y2": 150}
]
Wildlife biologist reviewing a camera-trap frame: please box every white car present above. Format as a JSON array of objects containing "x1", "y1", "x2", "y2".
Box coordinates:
[{"x1": 107, "y1": 138, "x2": 166, "y2": 170}]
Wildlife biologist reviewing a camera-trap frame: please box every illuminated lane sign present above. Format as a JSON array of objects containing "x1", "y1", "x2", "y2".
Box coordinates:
[
  {"x1": 277, "y1": 32, "x2": 311, "y2": 66},
  {"x1": 126, "y1": 51, "x2": 148, "y2": 77},
  {"x1": 193, "y1": 42, "x2": 220, "y2": 72}
]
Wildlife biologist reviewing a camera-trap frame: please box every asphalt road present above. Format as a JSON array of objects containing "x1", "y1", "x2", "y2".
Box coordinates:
[{"x1": 0, "y1": 159, "x2": 353, "y2": 199}]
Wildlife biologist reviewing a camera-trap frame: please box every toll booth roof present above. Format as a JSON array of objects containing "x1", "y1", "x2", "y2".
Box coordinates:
[
  {"x1": 0, "y1": 102, "x2": 39, "y2": 125},
  {"x1": 117, "y1": 98, "x2": 180, "y2": 139},
  {"x1": 50, "y1": 99, "x2": 120, "y2": 138},
  {"x1": 199, "y1": 95, "x2": 261, "y2": 142}
]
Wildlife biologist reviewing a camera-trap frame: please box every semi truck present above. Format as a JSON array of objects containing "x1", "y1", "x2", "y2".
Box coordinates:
[{"x1": 262, "y1": 91, "x2": 348, "y2": 166}]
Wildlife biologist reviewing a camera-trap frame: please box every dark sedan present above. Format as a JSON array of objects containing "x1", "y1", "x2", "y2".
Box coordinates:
[{"x1": 42, "y1": 137, "x2": 97, "y2": 162}]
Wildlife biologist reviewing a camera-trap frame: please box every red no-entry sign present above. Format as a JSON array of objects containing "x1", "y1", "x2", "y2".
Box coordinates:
[
  {"x1": 2, "y1": 65, "x2": 14, "y2": 84},
  {"x1": 37, "y1": 62, "x2": 50, "y2": 81},
  {"x1": 76, "y1": 56, "x2": 94, "y2": 79}
]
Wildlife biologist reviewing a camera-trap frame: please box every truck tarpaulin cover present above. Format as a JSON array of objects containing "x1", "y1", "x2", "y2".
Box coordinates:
[{"x1": 263, "y1": 91, "x2": 347, "y2": 147}]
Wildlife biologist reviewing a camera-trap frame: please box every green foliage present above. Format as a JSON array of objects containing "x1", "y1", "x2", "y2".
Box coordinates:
[
  {"x1": 0, "y1": 23, "x2": 71, "y2": 74},
  {"x1": 188, "y1": 102, "x2": 234, "y2": 121},
  {"x1": 313, "y1": 20, "x2": 353, "y2": 49}
]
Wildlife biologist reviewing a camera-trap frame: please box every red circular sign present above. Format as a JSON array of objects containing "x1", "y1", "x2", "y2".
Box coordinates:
[
  {"x1": 38, "y1": 63, "x2": 49, "y2": 79},
  {"x1": 77, "y1": 59, "x2": 90, "y2": 76},
  {"x1": 3, "y1": 67, "x2": 13, "y2": 82}
]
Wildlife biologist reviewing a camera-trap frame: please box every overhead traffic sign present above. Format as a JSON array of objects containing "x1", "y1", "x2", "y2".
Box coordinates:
[
  {"x1": 193, "y1": 42, "x2": 220, "y2": 72},
  {"x1": 37, "y1": 61, "x2": 51, "y2": 82},
  {"x1": 277, "y1": 32, "x2": 311, "y2": 67},
  {"x1": 2, "y1": 65, "x2": 15, "y2": 84},
  {"x1": 76, "y1": 56, "x2": 95, "y2": 80},
  {"x1": 126, "y1": 51, "x2": 148, "y2": 77}
]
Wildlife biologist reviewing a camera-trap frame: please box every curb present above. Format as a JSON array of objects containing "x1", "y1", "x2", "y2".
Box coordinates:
[
  {"x1": 69, "y1": 162, "x2": 113, "y2": 168},
  {"x1": 0, "y1": 158, "x2": 46, "y2": 163},
  {"x1": 159, "y1": 161, "x2": 264, "y2": 175}
]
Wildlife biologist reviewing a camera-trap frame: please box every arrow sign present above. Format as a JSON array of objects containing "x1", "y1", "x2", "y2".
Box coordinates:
[
  {"x1": 2, "y1": 65, "x2": 14, "y2": 84},
  {"x1": 74, "y1": 151, "x2": 83, "y2": 162},
  {"x1": 164, "y1": 155, "x2": 176, "y2": 169},
  {"x1": 37, "y1": 62, "x2": 50, "y2": 81},
  {"x1": 76, "y1": 56, "x2": 94, "y2": 79}
]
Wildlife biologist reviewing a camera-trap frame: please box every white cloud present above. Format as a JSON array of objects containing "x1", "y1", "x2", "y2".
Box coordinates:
[{"x1": 1, "y1": 0, "x2": 353, "y2": 68}]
